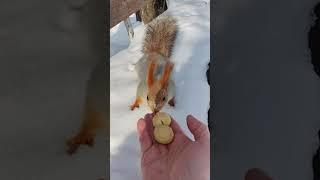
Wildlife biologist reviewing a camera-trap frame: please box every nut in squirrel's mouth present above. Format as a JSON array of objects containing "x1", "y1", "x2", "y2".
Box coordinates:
[{"x1": 152, "y1": 108, "x2": 160, "y2": 114}]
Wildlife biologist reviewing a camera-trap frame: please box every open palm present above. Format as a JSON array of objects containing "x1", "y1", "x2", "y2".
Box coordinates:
[{"x1": 137, "y1": 113, "x2": 210, "y2": 180}]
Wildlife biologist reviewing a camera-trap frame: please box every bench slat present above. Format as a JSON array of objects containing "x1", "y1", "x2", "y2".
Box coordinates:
[{"x1": 110, "y1": 0, "x2": 144, "y2": 28}]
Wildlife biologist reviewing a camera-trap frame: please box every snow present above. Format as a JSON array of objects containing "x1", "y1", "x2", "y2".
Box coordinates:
[
  {"x1": 110, "y1": 14, "x2": 141, "y2": 57},
  {"x1": 110, "y1": 1, "x2": 210, "y2": 179}
]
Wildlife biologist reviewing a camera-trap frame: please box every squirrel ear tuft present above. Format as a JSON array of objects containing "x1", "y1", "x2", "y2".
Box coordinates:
[
  {"x1": 147, "y1": 59, "x2": 156, "y2": 88},
  {"x1": 161, "y1": 62, "x2": 174, "y2": 87}
]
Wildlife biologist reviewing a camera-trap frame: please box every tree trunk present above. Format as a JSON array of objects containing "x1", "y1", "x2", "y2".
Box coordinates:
[
  {"x1": 154, "y1": 0, "x2": 167, "y2": 17},
  {"x1": 136, "y1": 11, "x2": 142, "y2": 22},
  {"x1": 140, "y1": 0, "x2": 167, "y2": 24},
  {"x1": 110, "y1": 0, "x2": 144, "y2": 28}
]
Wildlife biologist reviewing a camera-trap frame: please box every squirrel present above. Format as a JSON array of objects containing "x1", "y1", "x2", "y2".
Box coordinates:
[
  {"x1": 66, "y1": 60, "x2": 108, "y2": 155},
  {"x1": 66, "y1": 15, "x2": 178, "y2": 154},
  {"x1": 130, "y1": 15, "x2": 178, "y2": 113}
]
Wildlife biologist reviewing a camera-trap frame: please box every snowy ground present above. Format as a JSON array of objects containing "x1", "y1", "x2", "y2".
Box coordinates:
[
  {"x1": 110, "y1": 14, "x2": 140, "y2": 57},
  {"x1": 110, "y1": 1, "x2": 210, "y2": 179},
  {"x1": 212, "y1": 0, "x2": 320, "y2": 179}
]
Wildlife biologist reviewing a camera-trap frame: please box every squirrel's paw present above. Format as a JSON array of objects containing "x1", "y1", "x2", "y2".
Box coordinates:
[
  {"x1": 168, "y1": 98, "x2": 175, "y2": 107},
  {"x1": 66, "y1": 133, "x2": 95, "y2": 155},
  {"x1": 130, "y1": 104, "x2": 139, "y2": 111},
  {"x1": 130, "y1": 98, "x2": 142, "y2": 111}
]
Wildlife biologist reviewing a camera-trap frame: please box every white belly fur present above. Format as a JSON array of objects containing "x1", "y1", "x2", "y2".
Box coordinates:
[{"x1": 134, "y1": 54, "x2": 176, "y2": 104}]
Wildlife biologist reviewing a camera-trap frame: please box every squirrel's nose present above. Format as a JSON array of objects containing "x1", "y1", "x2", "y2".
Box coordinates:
[{"x1": 150, "y1": 105, "x2": 158, "y2": 114}]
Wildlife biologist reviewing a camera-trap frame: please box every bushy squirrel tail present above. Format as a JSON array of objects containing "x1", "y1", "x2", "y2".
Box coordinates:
[{"x1": 142, "y1": 15, "x2": 178, "y2": 58}]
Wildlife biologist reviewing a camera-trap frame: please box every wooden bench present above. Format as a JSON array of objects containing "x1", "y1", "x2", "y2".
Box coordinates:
[{"x1": 110, "y1": 0, "x2": 145, "y2": 40}]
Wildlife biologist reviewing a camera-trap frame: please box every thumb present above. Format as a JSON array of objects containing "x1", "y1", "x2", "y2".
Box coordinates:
[
  {"x1": 137, "y1": 118, "x2": 152, "y2": 153},
  {"x1": 186, "y1": 115, "x2": 210, "y2": 142}
]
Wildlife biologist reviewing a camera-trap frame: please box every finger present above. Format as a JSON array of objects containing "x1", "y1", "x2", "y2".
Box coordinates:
[
  {"x1": 145, "y1": 114, "x2": 172, "y2": 152},
  {"x1": 137, "y1": 118, "x2": 146, "y2": 137},
  {"x1": 155, "y1": 143, "x2": 168, "y2": 154},
  {"x1": 137, "y1": 118, "x2": 152, "y2": 153},
  {"x1": 186, "y1": 115, "x2": 210, "y2": 142},
  {"x1": 245, "y1": 168, "x2": 273, "y2": 180},
  {"x1": 144, "y1": 113, "x2": 155, "y2": 139},
  {"x1": 167, "y1": 117, "x2": 191, "y2": 150}
]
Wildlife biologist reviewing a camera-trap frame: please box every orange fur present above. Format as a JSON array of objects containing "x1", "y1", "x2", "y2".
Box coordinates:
[
  {"x1": 147, "y1": 59, "x2": 157, "y2": 88},
  {"x1": 67, "y1": 104, "x2": 105, "y2": 155},
  {"x1": 161, "y1": 62, "x2": 174, "y2": 87},
  {"x1": 130, "y1": 97, "x2": 143, "y2": 110}
]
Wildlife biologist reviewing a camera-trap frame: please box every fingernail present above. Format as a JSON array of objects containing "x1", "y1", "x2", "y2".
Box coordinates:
[
  {"x1": 187, "y1": 114, "x2": 195, "y2": 122},
  {"x1": 187, "y1": 114, "x2": 199, "y2": 126}
]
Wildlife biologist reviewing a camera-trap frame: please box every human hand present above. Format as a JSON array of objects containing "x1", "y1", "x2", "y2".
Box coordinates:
[{"x1": 137, "y1": 113, "x2": 210, "y2": 180}]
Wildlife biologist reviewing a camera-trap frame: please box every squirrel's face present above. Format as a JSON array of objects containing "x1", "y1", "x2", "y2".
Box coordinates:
[
  {"x1": 147, "y1": 81, "x2": 168, "y2": 113},
  {"x1": 146, "y1": 58, "x2": 173, "y2": 113}
]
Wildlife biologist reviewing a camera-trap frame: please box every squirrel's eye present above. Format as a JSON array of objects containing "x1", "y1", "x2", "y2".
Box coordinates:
[
  {"x1": 162, "y1": 97, "x2": 166, "y2": 101},
  {"x1": 147, "y1": 96, "x2": 149, "y2": 101}
]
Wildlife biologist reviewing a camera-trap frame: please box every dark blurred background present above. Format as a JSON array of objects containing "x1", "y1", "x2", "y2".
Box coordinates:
[
  {"x1": 0, "y1": 0, "x2": 107, "y2": 179},
  {"x1": 212, "y1": 0, "x2": 320, "y2": 179}
]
